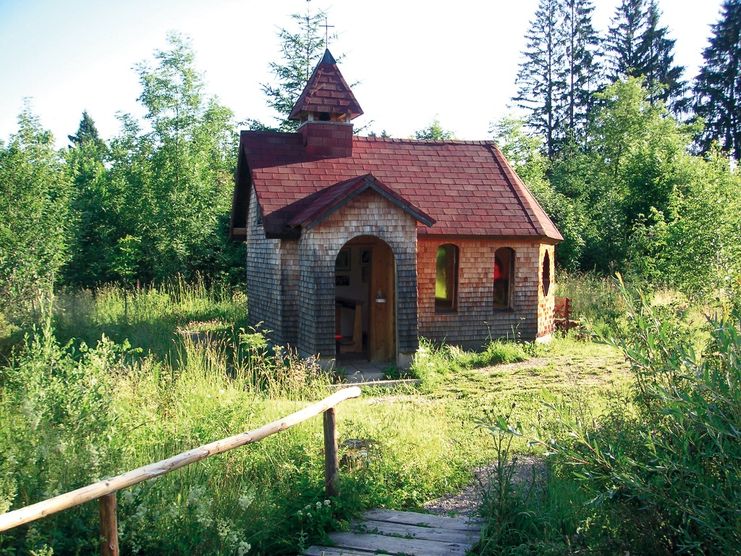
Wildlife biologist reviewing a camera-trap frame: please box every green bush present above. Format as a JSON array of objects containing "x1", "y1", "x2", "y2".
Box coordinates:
[
  {"x1": 545, "y1": 280, "x2": 741, "y2": 553},
  {"x1": 0, "y1": 323, "x2": 126, "y2": 555}
]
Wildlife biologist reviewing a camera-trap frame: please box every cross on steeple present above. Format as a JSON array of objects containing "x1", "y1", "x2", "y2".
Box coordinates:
[{"x1": 322, "y1": 16, "x2": 334, "y2": 45}]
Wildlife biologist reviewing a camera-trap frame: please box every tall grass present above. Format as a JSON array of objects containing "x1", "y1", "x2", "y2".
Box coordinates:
[
  {"x1": 475, "y1": 279, "x2": 741, "y2": 554},
  {"x1": 411, "y1": 338, "x2": 529, "y2": 389},
  {"x1": 0, "y1": 283, "x2": 497, "y2": 555},
  {"x1": 54, "y1": 275, "x2": 248, "y2": 361},
  {"x1": 556, "y1": 272, "x2": 625, "y2": 336}
]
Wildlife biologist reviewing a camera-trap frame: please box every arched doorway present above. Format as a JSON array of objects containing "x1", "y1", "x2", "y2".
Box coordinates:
[{"x1": 334, "y1": 236, "x2": 396, "y2": 362}]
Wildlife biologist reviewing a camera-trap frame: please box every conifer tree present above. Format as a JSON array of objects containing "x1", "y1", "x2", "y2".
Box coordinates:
[
  {"x1": 694, "y1": 0, "x2": 741, "y2": 160},
  {"x1": 638, "y1": 0, "x2": 687, "y2": 111},
  {"x1": 560, "y1": 0, "x2": 600, "y2": 142},
  {"x1": 605, "y1": 0, "x2": 647, "y2": 79},
  {"x1": 67, "y1": 110, "x2": 103, "y2": 147},
  {"x1": 515, "y1": 0, "x2": 566, "y2": 158},
  {"x1": 65, "y1": 111, "x2": 109, "y2": 286},
  {"x1": 261, "y1": 5, "x2": 330, "y2": 131},
  {"x1": 605, "y1": 0, "x2": 686, "y2": 111}
]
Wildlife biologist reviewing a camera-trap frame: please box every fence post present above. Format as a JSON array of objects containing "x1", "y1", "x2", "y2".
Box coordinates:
[
  {"x1": 99, "y1": 492, "x2": 119, "y2": 556},
  {"x1": 323, "y1": 408, "x2": 340, "y2": 497}
]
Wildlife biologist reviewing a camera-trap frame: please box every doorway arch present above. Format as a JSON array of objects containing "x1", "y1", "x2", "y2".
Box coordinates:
[{"x1": 334, "y1": 235, "x2": 396, "y2": 362}]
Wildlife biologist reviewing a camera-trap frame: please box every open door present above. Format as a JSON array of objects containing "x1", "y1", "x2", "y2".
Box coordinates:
[{"x1": 334, "y1": 236, "x2": 395, "y2": 363}]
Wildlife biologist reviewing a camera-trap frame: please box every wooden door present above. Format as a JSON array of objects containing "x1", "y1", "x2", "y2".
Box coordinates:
[{"x1": 369, "y1": 243, "x2": 395, "y2": 362}]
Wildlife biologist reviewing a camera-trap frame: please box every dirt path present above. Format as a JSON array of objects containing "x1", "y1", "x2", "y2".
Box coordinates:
[{"x1": 424, "y1": 456, "x2": 545, "y2": 516}]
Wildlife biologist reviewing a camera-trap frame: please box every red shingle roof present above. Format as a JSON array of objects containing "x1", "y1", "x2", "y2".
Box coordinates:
[
  {"x1": 284, "y1": 174, "x2": 435, "y2": 229},
  {"x1": 237, "y1": 133, "x2": 563, "y2": 241},
  {"x1": 288, "y1": 50, "x2": 363, "y2": 121}
]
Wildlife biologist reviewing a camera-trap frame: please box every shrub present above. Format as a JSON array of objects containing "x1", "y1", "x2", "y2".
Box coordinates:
[
  {"x1": 545, "y1": 279, "x2": 741, "y2": 553},
  {"x1": 0, "y1": 324, "x2": 127, "y2": 555}
]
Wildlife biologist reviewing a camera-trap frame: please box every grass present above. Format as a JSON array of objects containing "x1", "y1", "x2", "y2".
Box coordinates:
[
  {"x1": 0, "y1": 278, "x2": 637, "y2": 555},
  {"x1": 53, "y1": 275, "x2": 248, "y2": 361}
]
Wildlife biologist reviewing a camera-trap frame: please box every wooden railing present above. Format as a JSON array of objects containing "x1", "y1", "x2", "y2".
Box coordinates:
[{"x1": 0, "y1": 386, "x2": 362, "y2": 555}]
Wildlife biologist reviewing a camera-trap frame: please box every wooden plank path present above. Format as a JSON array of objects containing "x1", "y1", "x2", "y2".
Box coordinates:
[{"x1": 303, "y1": 509, "x2": 483, "y2": 555}]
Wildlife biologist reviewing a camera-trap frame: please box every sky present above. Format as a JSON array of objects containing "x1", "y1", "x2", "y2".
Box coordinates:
[{"x1": 0, "y1": 0, "x2": 725, "y2": 147}]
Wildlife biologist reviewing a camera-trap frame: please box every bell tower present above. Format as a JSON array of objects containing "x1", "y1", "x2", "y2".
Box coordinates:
[{"x1": 289, "y1": 49, "x2": 363, "y2": 157}]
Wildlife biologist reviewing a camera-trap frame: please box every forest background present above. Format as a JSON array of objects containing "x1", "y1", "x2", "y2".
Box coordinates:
[
  {"x1": 0, "y1": 1, "x2": 739, "y2": 554},
  {"x1": 1, "y1": 0, "x2": 740, "y2": 328}
]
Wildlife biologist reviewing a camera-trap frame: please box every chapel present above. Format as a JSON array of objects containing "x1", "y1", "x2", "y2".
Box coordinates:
[{"x1": 230, "y1": 50, "x2": 562, "y2": 367}]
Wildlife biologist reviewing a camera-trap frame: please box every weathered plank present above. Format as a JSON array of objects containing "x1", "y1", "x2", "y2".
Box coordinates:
[
  {"x1": 303, "y1": 508, "x2": 482, "y2": 556},
  {"x1": 362, "y1": 508, "x2": 483, "y2": 531},
  {"x1": 303, "y1": 547, "x2": 381, "y2": 556},
  {"x1": 327, "y1": 531, "x2": 469, "y2": 556},
  {"x1": 355, "y1": 519, "x2": 478, "y2": 545}
]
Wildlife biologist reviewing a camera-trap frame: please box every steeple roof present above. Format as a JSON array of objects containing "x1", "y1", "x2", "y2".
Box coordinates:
[{"x1": 288, "y1": 49, "x2": 363, "y2": 121}]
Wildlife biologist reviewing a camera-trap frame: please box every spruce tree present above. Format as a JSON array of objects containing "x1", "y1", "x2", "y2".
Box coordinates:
[
  {"x1": 606, "y1": 0, "x2": 686, "y2": 112},
  {"x1": 67, "y1": 110, "x2": 103, "y2": 146},
  {"x1": 605, "y1": 0, "x2": 646, "y2": 79},
  {"x1": 65, "y1": 111, "x2": 109, "y2": 286},
  {"x1": 637, "y1": 0, "x2": 687, "y2": 111},
  {"x1": 560, "y1": 0, "x2": 600, "y2": 142},
  {"x1": 694, "y1": 0, "x2": 741, "y2": 160},
  {"x1": 515, "y1": 0, "x2": 566, "y2": 158}
]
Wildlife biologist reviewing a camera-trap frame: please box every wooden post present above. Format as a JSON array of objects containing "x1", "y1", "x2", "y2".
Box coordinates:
[
  {"x1": 323, "y1": 408, "x2": 340, "y2": 498},
  {"x1": 99, "y1": 493, "x2": 119, "y2": 556}
]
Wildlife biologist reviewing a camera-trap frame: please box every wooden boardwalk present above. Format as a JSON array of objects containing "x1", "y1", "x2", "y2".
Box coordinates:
[{"x1": 303, "y1": 509, "x2": 482, "y2": 555}]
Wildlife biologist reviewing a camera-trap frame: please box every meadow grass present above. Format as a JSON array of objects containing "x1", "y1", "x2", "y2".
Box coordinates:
[
  {"x1": 0, "y1": 279, "x2": 636, "y2": 555},
  {"x1": 53, "y1": 275, "x2": 248, "y2": 362}
]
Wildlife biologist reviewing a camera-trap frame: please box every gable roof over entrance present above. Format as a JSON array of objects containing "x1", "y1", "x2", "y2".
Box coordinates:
[
  {"x1": 283, "y1": 173, "x2": 434, "y2": 231},
  {"x1": 232, "y1": 133, "x2": 563, "y2": 241}
]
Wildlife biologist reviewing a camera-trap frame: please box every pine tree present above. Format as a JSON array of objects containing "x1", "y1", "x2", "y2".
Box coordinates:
[
  {"x1": 515, "y1": 0, "x2": 567, "y2": 158},
  {"x1": 694, "y1": 0, "x2": 741, "y2": 160},
  {"x1": 560, "y1": 0, "x2": 600, "y2": 142},
  {"x1": 261, "y1": 6, "x2": 330, "y2": 131},
  {"x1": 606, "y1": 0, "x2": 686, "y2": 111}
]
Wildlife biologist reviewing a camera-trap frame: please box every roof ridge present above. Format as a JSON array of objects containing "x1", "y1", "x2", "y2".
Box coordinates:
[
  {"x1": 239, "y1": 130, "x2": 497, "y2": 146},
  {"x1": 356, "y1": 136, "x2": 495, "y2": 146}
]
